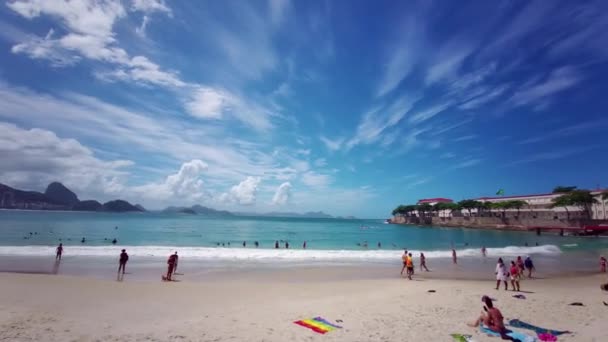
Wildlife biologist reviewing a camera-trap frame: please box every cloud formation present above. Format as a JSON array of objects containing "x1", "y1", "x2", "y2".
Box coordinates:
[{"x1": 272, "y1": 182, "x2": 292, "y2": 205}]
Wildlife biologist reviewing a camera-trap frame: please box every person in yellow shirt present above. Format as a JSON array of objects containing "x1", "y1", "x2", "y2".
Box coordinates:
[
  {"x1": 400, "y1": 250, "x2": 408, "y2": 276},
  {"x1": 406, "y1": 253, "x2": 414, "y2": 280}
]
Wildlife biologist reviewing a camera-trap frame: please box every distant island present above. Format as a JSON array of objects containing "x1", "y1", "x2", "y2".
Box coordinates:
[
  {"x1": 0, "y1": 182, "x2": 144, "y2": 212},
  {"x1": 162, "y1": 204, "x2": 233, "y2": 216}
]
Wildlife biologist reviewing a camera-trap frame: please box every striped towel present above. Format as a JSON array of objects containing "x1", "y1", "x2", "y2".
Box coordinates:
[{"x1": 294, "y1": 317, "x2": 342, "y2": 334}]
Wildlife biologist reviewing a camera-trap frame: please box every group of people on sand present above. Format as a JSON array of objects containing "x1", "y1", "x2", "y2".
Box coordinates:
[
  {"x1": 400, "y1": 250, "x2": 430, "y2": 279},
  {"x1": 494, "y1": 256, "x2": 534, "y2": 291}
]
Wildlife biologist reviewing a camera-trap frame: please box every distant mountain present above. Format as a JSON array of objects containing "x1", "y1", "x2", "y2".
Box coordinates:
[
  {"x1": 102, "y1": 200, "x2": 144, "y2": 212},
  {"x1": 134, "y1": 204, "x2": 146, "y2": 211},
  {"x1": 72, "y1": 200, "x2": 102, "y2": 211},
  {"x1": 177, "y1": 208, "x2": 197, "y2": 214},
  {"x1": 162, "y1": 204, "x2": 233, "y2": 216},
  {"x1": 0, "y1": 182, "x2": 143, "y2": 212},
  {"x1": 44, "y1": 182, "x2": 79, "y2": 205}
]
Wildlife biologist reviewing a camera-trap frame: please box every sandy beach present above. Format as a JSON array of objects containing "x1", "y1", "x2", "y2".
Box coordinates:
[{"x1": 1, "y1": 267, "x2": 607, "y2": 342}]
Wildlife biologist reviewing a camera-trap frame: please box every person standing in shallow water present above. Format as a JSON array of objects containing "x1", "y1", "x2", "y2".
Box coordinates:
[
  {"x1": 275, "y1": 241, "x2": 279, "y2": 249},
  {"x1": 285, "y1": 241, "x2": 289, "y2": 249},
  {"x1": 303, "y1": 241, "x2": 307, "y2": 249},
  {"x1": 118, "y1": 249, "x2": 128, "y2": 274},
  {"x1": 452, "y1": 249, "x2": 457, "y2": 264},
  {"x1": 56, "y1": 243, "x2": 63, "y2": 261}
]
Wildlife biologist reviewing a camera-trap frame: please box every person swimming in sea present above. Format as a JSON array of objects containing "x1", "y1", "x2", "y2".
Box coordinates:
[
  {"x1": 112, "y1": 238, "x2": 117, "y2": 244},
  {"x1": 81, "y1": 237, "x2": 86, "y2": 243}
]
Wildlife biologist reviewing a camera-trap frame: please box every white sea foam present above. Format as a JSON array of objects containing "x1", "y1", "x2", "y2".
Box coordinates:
[{"x1": 0, "y1": 245, "x2": 562, "y2": 261}]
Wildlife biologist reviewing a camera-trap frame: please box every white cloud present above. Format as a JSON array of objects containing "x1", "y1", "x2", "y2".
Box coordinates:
[
  {"x1": 301, "y1": 171, "x2": 331, "y2": 188},
  {"x1": 134, "y1": 159, "x2": 208, "y2": 201},
  {"x1": 458, "y1": 85, "x2": 508, "y2": 110},
  {"x1": 319, "y1": 136, "x2": 344, "y2": 151},
  {"x1": 453, "y1": 134, "x2": 477, "y2": 142},
  {"x1": 408, "y1": 101, "x2": 452, "y2": 124},
  {"x1": 510, "y1": 66, "x2": 582, "y2": 108},
  {"x1": 222, "y1": 176, "x2": 261, "y2": 205},
  {"x1": 269, "y1": 0, "x2": 290, "y2": 26},
  {"x1": 348, "y1": 94, "x2": 420, "y2": 149},
  {"x1": 452, "y1": 158, "x2": 481, "y2": 169},
  {"x1": 425, "y1": 42, "x2": 473, "y2": 86},
  {"x1": 185, "y1": 87, "x2": 274, "y2": 131},
  {"x1": 314, "y1": 158, "x2": 327, "y2": 167},
  {"x1": 272, "y1": 181, "x2": 291, "y2": 205},
  {"x1": 7, "y1": 0, "x2": 184, "y2": 88},
  {"x1": 131, "y1": 0, "x2": 171, "y2": 15},
  {"x1": 135, "y1": 15, "x2": 150, "y2": 37},
  {"x1": 0, "y1": 122, "x2": 131, "y2": 198}
]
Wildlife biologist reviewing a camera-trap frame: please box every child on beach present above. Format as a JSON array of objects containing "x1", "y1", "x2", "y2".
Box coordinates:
[
  {"x1": 600, "y1": 256, "x2": 607, "y2": 273},
  {"x1": 495, "y1": 258, "x2": 508, "y2": 290},
  {"x1": 420, "y1": 252, "x2": 429, "y2": 271},
  {"x1": 509, "y1": 261, "x2": 521, "y2": 291}
]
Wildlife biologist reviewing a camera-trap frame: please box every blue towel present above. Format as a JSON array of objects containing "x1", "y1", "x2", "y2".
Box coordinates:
[
  {"x1": 508, "y1": 319, "x2": 570, "y2": 336},
  {"x1": 480, "y1": 325, "x2": 536, "y2": 342}
]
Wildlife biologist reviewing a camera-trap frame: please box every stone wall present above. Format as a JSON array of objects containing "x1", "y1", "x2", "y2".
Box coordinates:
[{"x1": 390, "y1": 215, "x2": 606, "y2": 231}]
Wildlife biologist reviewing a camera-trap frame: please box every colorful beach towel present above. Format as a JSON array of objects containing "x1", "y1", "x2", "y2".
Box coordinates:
[
  {"x1": 480, "y1": 326, "x2": 536, "y2": 342},
  {"x1": 537, "y1": 333, "x2": 557, "y2": 342},
  {"x1": 294, "y1": 317, "x2": 342, "y2": 334},
  {"x1": 451, "y1": 333, "x2": 474, "y2": 341},
  {"x1": 508, "y1": 319, "x2": 571, "y2": 336}
]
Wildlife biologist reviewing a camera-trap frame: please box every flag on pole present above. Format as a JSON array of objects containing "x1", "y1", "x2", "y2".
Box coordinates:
[{"x1": 496, "y1": 189, "x2": 505, "y2": 196}]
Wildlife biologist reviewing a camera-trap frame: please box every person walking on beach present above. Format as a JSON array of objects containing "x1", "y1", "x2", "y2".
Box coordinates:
[
  {"x1": 118, "y1": 249, "x2": 128, "y2": 274},
  {"x1": 509, "y1": 261, "x2": 521, "y2": 291},
  {"x1": 524, "y1": 256, "x2": 535, "y2": 278},
  {"x1": 172, "y1": 251, "x2": 179, "y2": 274},
  {"x1": 401, "y1": 250, "x2": 409, "y2": 276},
  {"x1": 406, "y1": 253, "x2": 414, "y2": 280},
  {"x1": 55, "y1": 243, "x2": 63, "y2": 261},
  {"x1": 481, "y1": 246, "x2": 487, "y2": 257},
  {"x1": 600, "y1": 256, "x2": 606, "y2": 273},
  {"x1": 165, "y1": 252, "x2": 177, "y2": 281},
  {"x1": 516, "y1": 256, "x2": 525, "y2": 276},
  {"x1": 468, "y1": 296, "x2": 507, "y2": 336},
  {"x1": 495, "y1": 258, "x2": 508, "y2": 290},
  {"x1": 420, "y1": 252, "x2": 429, "y2": 271},
  {"x1": 452, "y1": 249, "x2": 457, "y2": 264}
]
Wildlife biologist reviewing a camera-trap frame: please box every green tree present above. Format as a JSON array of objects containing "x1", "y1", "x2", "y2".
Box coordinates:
[
  {"x1": 492, "y1": 201, "x2": 508, "y2": 217},
  {"x1": 508, "y1": 200, "x2": 528, "y2": 216},
  {"x1": 551, "y1": 194, "x2": 573, "y2": 220},
  {"x1": 568, "y1": 190, "x2": 599, "y2": 219},
  {"x1": 458, "y1": 199, "x2": 479, "y2": 216},
  {"x1": 417, "y1": 203, "x2": 433, "y2": 217},
  {"x1": 552, "y1": 186, "x2": 577, "y2": 194}
]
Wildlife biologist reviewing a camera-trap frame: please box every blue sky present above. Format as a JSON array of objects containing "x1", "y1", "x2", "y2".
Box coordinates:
[{"x1": 0, "y1": 0, "x2": 607, "y2": 218}]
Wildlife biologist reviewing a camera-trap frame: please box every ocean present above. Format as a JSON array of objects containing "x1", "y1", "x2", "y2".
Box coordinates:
[{"x1": 1, "y1": 210, "x2": 606, "y2": 266}]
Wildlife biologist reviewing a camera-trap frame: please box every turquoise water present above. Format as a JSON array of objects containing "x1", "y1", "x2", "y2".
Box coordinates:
[{"x1": 1, "y1": 211, "x2": 607, "y2": 263}]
